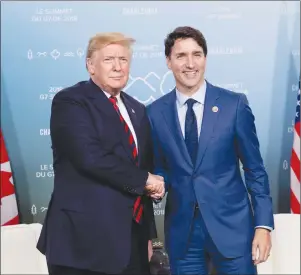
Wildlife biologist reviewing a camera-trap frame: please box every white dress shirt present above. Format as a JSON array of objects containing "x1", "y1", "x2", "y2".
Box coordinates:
[
  {"x1": 175, "y1": 81, "x2": 271, "y2": 231},
  {"x1": 103, "y1": 91, "x2": 138, "y2": 152},
  {"x1": 175, "y1": 81, "x2": 206, "y2": 139}
]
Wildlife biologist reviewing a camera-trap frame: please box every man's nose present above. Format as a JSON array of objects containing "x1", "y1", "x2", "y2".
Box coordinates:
[
  {"x1": 113, "y1": 59, "x2": 121, "y2": 71},
  {"x1": 186, "y1": 56, "x2": 194, "y2": 69}
]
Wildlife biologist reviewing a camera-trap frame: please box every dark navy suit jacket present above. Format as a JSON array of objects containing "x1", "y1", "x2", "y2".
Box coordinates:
[
  {"x1": 147, "y1": 81, "x2": 274, "y2": 261},
  {"x1": 37, "y1": 79, "x2": 157, "y2": 274}
]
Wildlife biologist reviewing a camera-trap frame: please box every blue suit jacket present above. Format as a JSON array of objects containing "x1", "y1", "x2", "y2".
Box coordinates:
[
  {"x1": 37, "y1": 79, "x2": 157, "y2": 273},
  {"x1": 147, "y1": 81, "x2": 274, "y2": 260}
]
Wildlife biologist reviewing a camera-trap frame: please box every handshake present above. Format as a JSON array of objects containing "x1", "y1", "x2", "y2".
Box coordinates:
[{"x1": 145, "y1": 173, "x2": 165, "y2": 200}]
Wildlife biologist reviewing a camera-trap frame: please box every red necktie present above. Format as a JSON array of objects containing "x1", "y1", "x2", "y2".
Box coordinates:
[{"x1": 109, "y1": 96, "x2": 143, "y2": 224}]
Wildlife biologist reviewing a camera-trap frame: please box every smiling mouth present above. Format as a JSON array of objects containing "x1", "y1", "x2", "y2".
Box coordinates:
[{"x1": 183, "y1": 71, "x2": 198, "y2": 77}]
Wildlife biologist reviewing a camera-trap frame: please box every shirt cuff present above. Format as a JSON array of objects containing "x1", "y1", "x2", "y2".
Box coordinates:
[{"x1": 255, "y1": 225, "x2": 273, "y2": 231}]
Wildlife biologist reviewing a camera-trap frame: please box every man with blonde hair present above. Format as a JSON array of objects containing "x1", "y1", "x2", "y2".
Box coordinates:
[{"x1": 37, "y1": 32, "x2": 164, "y2": 275}]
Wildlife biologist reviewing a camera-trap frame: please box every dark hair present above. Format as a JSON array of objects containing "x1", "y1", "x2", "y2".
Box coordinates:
[
  {"x1": 164, "y1": 26, "x2": 207, "y2": 57},
  {"x1": 149, "y1": 249, "x2": 170, "y2": 275}
]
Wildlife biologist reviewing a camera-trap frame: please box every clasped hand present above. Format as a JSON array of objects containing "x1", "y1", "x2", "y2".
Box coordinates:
[{"x1": 145, "y1": 173, "x2": 165, "y2": 200}]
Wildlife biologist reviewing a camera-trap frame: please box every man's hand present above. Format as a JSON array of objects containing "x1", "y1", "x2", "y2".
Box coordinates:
[
  {"x1": 148, "y1": 240, "x2": 153, "y2": 262},
  {"x1": 145, "y1": 173, "x2": 165, "y2": 199},
  {"x1": 252, "y1": 228, "x2": 272, "y2": 265}
]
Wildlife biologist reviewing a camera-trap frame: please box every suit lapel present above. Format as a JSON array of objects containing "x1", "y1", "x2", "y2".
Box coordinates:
[
  {"x1": 195, "y1": 82, "x2": 220, "y2": 172},
  {"x1": 161, "y1": 90, "x2": 193, "y2": 168},
  {"x1": 86, "y1": 79, "x2": 135, "y2": 163}
]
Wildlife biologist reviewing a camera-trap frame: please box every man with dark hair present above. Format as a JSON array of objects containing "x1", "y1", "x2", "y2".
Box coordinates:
[{"x1": 147, "y1": 26, "x2": 274, "y2": 274}]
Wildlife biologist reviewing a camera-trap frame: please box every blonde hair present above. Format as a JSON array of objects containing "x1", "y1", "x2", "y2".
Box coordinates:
[{"x1": 86, "y1": 32, "x2": 135, "y2": 59}]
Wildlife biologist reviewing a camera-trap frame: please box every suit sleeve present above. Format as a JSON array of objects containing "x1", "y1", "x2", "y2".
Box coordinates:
[
  {"x1": 50, "y1": 92, "x2": 148, "y2": 196},
  {"x1": 235, "y1": 93, "x2": 274, "y2": 229},
  {"x1": 147, "y1": 109, "x2": 170, "y2": 192},
  {"x1": 142, "y1": 109, "x2": 158, "y2": 239}
]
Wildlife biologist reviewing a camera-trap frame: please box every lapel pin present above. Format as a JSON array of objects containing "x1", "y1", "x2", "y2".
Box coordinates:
[
  {"x1": 131, "y1": 109, "x2": 135, "y2": 113},
  {"x1": 212, "y1": 106, "x2": 219, "y2": 113}
]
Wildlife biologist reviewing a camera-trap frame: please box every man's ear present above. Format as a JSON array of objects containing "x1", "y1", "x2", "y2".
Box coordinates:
[
  {"x1": 166, "y1": 56, "x2": 171, "y2": 70},
  {"x1": 86, "y1": 58, "x2": 95, "y2": 75}
]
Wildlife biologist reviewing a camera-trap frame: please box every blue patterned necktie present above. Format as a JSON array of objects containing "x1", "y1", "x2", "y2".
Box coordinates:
[{"x1": 185, "y1": 98, "x2": 199, "y2": 165}]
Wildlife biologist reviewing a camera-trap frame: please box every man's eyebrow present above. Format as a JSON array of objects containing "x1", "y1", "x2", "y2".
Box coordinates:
[{"x1": 103, "y1": 55, "x2": 128, "y2": 58}]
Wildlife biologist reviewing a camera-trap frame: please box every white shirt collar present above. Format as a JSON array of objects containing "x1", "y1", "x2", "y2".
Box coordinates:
[
  {"x1": 176, "y1": 80, "x2": 207, "y2": 107},
  {"x1": 102, "y1": 90, "x2": 122, "y2": 102}
]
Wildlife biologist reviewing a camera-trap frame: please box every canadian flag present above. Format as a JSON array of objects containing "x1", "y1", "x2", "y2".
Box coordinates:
[{"x1": 1, "y1": 130, "x2": 19, "y2": 226}]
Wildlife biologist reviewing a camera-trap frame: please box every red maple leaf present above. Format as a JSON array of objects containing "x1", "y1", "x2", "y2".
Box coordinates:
[{"x1": 1, "y1": 170, "x2": 14, "y2": 200}]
